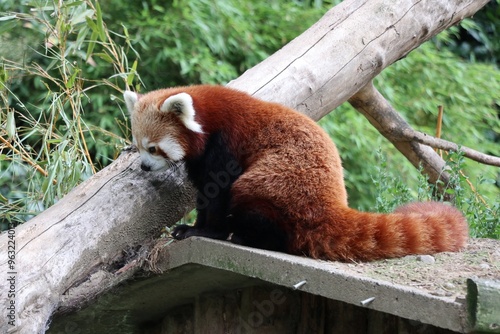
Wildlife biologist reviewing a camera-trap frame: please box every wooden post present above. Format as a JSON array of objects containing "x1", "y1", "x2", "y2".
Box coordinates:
[{"x1": 467, "y1": 278, "x2": 500, "y2": 333}]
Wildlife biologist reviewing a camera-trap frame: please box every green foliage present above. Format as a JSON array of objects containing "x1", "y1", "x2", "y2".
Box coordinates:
[
  {"x1": 0, "y1": 0, "x2": 137, "y2": 227},
  {"x1": 439, "y1": 1, "x2": 500, "y2": 65},
  {"x1": 443, "y1": 150, "x2": 499, "y2": 239},
  {"x1": 370, "y1": 150, "x2": 414, "y2": 213},
  {"x1": 99, "y1": 0, "x2": 329, "y2": 87},
  {"x1": 368, "y1": 149, "x2": 499, "y2": 239},
  {"x1": 0, "y1": 0, "x2": 498, "y2": 240},
  {"x1": 376, "y1": 41, "x2": 499, "y2": 202}
]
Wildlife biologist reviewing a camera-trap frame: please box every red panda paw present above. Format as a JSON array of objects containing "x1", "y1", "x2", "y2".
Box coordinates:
[
  {"x1": 171, "y1": 224, "x2": 230, "y2": 241},
  {"x1": 171, "y1": 224, "x2": 192, "y2": 240}
]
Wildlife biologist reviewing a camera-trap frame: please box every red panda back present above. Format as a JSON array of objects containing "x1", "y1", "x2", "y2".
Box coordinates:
[{"x1": 193, "y1": 88, "x2": 469, "y2": 262}]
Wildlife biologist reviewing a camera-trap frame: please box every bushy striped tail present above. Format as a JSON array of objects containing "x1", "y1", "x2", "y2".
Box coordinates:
[{"x1": 293, "y1": 202, "x2": 468, "y2": 262}]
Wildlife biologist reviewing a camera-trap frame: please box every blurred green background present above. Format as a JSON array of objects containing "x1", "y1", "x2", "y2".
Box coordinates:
[{"x1": 0, "y1": 0, "x2": 498, "y2": 237}]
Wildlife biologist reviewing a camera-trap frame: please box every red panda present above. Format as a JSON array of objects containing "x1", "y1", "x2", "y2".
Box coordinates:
[{"x1": 124, "y1": 85, "x2": 468, "y2": 262}]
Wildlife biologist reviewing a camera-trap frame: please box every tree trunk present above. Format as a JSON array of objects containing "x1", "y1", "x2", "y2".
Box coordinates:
[{"x1": 0, "y1": 0, "x2": 490, "y2": 333}]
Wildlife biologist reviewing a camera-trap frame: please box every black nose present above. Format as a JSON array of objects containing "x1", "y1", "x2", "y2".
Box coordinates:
[{"x1": 141, "y1": 164, "x2": 151, "y2": 171}]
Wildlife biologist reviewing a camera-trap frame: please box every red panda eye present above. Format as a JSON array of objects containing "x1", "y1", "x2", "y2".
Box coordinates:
[{"x1": 148, "y1": 147, "x2": 156, "y2": 154}]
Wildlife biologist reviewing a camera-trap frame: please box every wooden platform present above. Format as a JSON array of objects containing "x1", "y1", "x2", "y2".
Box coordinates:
[{"x1": 48, "y1": 237, "x2": 500, "y2": 333}]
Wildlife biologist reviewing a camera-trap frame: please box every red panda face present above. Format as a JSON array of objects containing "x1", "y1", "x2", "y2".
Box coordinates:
[{"x1": 124, "y1": 90, "x2": 203, "y2": 171}]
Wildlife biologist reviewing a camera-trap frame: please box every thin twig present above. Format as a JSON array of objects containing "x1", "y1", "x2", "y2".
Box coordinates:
[
  {"x1": 0, "y1": 134, "x2": 56, "y2": 183},
  {"x1": 406, "y1": 130, "x2": 500, "y2": 167}
]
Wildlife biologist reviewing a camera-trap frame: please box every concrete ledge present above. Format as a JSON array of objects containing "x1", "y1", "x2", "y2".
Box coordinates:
[
  {"x1": 157, "y1": 237, "x2": 468, "y2": 332},
  {"x1": 49, "y1": 237, "x2": 500, "y2": 333}
]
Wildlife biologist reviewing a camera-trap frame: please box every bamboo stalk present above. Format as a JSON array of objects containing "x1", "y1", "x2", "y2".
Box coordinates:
[
  {"x1": 0, "y1": 134, "x2": 56, "y2": 184},
  {"x1": 435, "y1": 105, "x2": 443, "y2": 158}
]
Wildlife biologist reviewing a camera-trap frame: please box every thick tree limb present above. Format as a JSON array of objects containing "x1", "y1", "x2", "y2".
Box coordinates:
[
  {"x1": 348, "y1": 82, "x2": 500, "y2": 187},
  {"x1": 1, "y1": 150, "x2": 196, "y2": 334},
  {"x1": 0, "y1": 0, "x2": 491, "y2": 333},
  {"x1": 229, "y1": 0, "x2": 490, "y2": 119}
]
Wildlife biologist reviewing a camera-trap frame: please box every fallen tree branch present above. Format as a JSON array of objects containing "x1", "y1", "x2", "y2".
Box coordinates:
[
  {"x1": 410, "y1": 132, "x2": 500, "y2": 167},
  {"x1": 348, "y1": 81, "x2": 450, "y2": 186},
  {"x1": 348, "y1": 82, "x2": 500, "y2": 189}
]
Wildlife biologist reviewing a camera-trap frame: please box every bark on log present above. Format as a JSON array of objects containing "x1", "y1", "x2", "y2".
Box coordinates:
[
  {"x1": 229, "y1": 0, "x2": 490, "y2": 118},
  {"x1": 2, "y1": 150, "x2": 196, "y2": 334},
  {"x1": 0, "y1": 0, "x2": 490, "y2": 333}
]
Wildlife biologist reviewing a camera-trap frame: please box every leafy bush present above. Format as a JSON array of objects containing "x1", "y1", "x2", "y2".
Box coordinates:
[
  {"x1": 98, "y1": 0, "x2": 329, "y2": 87},
  {"x1": 441, "y1": 1, "x2": 500, "y2": 65},
  {"x1": 0, "y1": 0, "x2": 137, "y2": 227},
  {"x1": 366, "y1": 150, "x2": 499, "y2": 239},
  {"x1": 0, "y1": 0, "x2": 498, "y2": 239}
]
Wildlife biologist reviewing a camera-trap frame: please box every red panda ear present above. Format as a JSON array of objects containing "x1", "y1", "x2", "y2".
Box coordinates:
[
  {"x1": 160, "y1": 93, "x2": 203, "y2": 133},
  {"x1": 123, "y1": 91, "x2": 139, "y2": 115}
]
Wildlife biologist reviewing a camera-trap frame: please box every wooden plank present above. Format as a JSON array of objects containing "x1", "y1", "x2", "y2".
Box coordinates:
[
  {"x1": 467, "y1": 278, "x2": 500, "y2": 333},
  {"x1": 297, "y1": 293, "x2": 325, "y2": 334},
  {"x1": 49, "y1": 238, "x2": 500, "y2": 333},
  {"x1": 156, "y1": 305, "x2": 194, "y2": 334}
]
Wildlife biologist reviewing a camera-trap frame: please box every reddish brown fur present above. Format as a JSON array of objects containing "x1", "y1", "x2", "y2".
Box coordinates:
[{"x1": 133, "y1": 85, "x2": 468, "y2": 261}]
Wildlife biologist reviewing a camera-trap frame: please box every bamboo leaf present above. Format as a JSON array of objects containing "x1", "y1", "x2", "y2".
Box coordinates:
[
  {"x1": 127, "y1": 59, "x2": 138, "y2": 85},
  {"x1": 0, "y1": 63, "x2": 8, "y2": 85},
  {"x1": 94, "y1": 0, "x2": 106, "y2": 42},
  {"x1": 64, "y1": 1, "x2": 85, "y2": 8},
  {"x1": 0, "y1": 15, "x2": 17, "y2": 22},
  {"x1": 65, "y1": 69, "x2": 80, "y2": 89},
  {"x1": 84, "y1": 16, "x2": 98, "y2": 32},
  {"x1": 70, "y1": 9, "x2": 95, "y2": 26},
  {"x1": 0, "y1": 17, "x2": 18, "y2": 35},
  {"x1": 86, "y1": 30, "x2": 99, "y2": 60},
  {"x1": 94, "y1": 52, "x2": 114, "y2": 63}
]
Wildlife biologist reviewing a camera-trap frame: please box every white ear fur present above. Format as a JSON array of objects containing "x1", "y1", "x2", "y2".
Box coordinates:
[
  {"x1": 161, "y1": 93, "x2": 203, "y2": 133},
  {"x1": 123, "y1": 91, "x2": 139, "y2": 115}
]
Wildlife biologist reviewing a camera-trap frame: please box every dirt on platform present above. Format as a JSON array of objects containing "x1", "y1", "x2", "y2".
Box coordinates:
[{"x1": 338, "y1": 238, "x2": 500, "y2": 300}]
